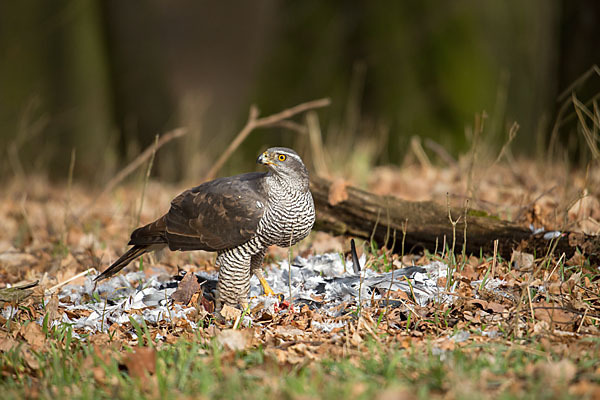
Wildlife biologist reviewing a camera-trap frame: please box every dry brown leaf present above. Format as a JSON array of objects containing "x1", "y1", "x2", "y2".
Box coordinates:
[
  {"x1": 199, "y1": 294, "x2": 214, "y2": 313},
  {"x1": 122, "y1": 347, "x2": 156, "y2": 380},
  {"x1": 350, "y1": 330, "x2": 363, "y2": 346},
  {"x1": 0, "y1": 251, "x2": 37, "y2": 269},
  {"x1": 534, "y1": 302, "x2": 576, "y2": 325},
  {"x1": 274, "y1": 325, "x2": 305, "y2": 339},
  {"x1": 0, "y1": 336, "x2": 20, "y2": 352},
  {"x1": 468, "y1": 299, "x2": 506, "y2": 313},
  {"x1": 568, "y1": 194, "x2": 600, "y2": 220},
  {"x1": 21, "y1": 322, "x2": 46, "y2": 351},
  {"x1": 220, "y1": 304, "x2": 242, "y2": 321},
  {"x1": 460, "y1": 264, "x2": 479, "y2": 281},
  {"x1": 328, "y1": 178, "x2": 348, "y2": 206},
  {"x1": 216, "y1": 329, "x2": 253, "y2": 351},
  {"x1": 511, "y1": 250, "x2": 534, "y2": 271},
  {"x1": 569, "y1": 380, "x2": 600, "y2": 398},
  {"x1": 44, "y1": 292, "x2": 59, "y2": 324},
  {"x1": 535, "y1": 359, "x2": 577, "y2": 384},
  {"x1": 89, "y1": 332, "x2": 122, "y2": 350},
  {"x1": 171, "y1": 272, "x2": 201, "y2": 304},
  {"x1": 22, "y1": 347, "x2": 40, "y2": 370}
]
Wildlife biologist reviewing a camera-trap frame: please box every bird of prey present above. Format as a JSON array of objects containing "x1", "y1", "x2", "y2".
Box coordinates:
[{"x1": 95, "y1": 147, "x2": 315, "y2": 310}]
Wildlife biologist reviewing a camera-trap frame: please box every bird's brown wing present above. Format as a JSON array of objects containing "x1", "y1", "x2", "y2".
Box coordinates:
[
  {"x1": 163, "y1": 172, "x2": 268, "y2": 251},
  {"x1": 128, "y1": 216, "x2": 168, "y2": 246}
]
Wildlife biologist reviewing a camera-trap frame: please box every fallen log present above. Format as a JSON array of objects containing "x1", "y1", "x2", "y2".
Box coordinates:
[{"x1": 310, "y1": 176, "x2": 600, "y2": 262}]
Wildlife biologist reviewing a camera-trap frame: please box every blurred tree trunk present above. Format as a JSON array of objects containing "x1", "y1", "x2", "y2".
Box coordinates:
[
  {"x1": 557, "y1": 0, "x2": 600, "y2": 92},
  {"x1": 0, "y1": 0, "x2": 115, "y2": 182},
  {"x1": 555, "y1": 0, "x2": 600, "y2": 161}
]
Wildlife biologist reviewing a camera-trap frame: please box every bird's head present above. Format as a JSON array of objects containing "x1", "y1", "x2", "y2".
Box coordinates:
[{"x1": 257, "y1": 147, "x2": 309, "y2": 189}]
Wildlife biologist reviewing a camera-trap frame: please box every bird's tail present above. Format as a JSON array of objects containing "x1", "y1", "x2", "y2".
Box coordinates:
[{"x1": 94, "y1": 245, "x2": 149, "y2": 282}]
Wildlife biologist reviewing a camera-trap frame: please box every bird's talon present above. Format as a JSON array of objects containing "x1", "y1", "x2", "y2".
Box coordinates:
[{"x1": 259, "y1": 276, "x2": 278, "y2": 297}]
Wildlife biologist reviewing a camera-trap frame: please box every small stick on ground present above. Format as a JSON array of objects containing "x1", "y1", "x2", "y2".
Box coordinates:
[
  {"x1": 385, "y1": 225, "x2": 403, "y2": 314},
  {"x1": 491, "y1": 239, "x2": 499, "y2": 278},
  {"x1": 204, "y1": 98, "x2": 331, "y2": 181},
  {"x1": 47, "y1": 268, "x2": 96, "y2": 294},
  {"x1": 527, "y1": 284, "x2": 535, "y2": 322}
]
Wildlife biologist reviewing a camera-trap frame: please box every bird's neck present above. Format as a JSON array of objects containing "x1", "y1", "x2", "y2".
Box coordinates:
[{"x1": 265, "y1": 172, "x2": 308, "y2": 196}]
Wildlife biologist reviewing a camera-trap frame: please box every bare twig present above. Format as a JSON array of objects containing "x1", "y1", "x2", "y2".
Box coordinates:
[
  {"x1": 270, "y1": 120, "x2": 307, "y2": 135},
  {"x1": 527, "y1": 284, "x2": 535, "y2": 321},
  {"x1": 577, "y1": 308, "x2": 589, "y2": 334},
  {"x1": 80, "y1": 127, "x2": 187, "y2": 218},
  {"x1": 204, "y1": 98, "x2": 331, "y2": 181},
  {"x1": 385, "y1": 224, "x2": 403, "y2": 315},
  {"x1": 494, "y1": 122, "x2": 519, "y2": 164},
  {"x1": 572, "y1": 93, "x2": 600, "y2": 159},
  {"x1": 63, "y1": 147, "x2": 76, "y2": 235},
  {"x1": 491, "y1": 239, "x2": 498, "y2": 278},
  {"x1": 410, "y1": 136, "x2": 432, "y2": 169},
  {"x1": 136, "y1": 135, "x2": 159, "y2": 226},
  {"x1": 466, "y1": 111, "x2": 486, "y2": 198},
  {"x1": 548, "y1": 65, "x2": 600, "y2": 160},
  {"x1": 47, "y1": 268, "x2": 96, "y2": 294},
  {"x1": 424, "y1": 138, "x2": 458, "y2": 168},
  {"x1": 557, "y1": 65, "x2": 600, "y2": 102},
  {"x1": 306, "y1": 111, "x2": 329, "y2": 176}
]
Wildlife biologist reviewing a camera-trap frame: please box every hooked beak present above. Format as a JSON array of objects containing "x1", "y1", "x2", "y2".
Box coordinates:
[{"x1": 257, "y1": 151, "x2": 274, "y2": 166}]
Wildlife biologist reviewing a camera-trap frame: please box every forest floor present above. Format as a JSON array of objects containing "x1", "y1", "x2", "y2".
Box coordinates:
[{"x1": 1, "y1": 156, "x2": 600, "y2": 399}]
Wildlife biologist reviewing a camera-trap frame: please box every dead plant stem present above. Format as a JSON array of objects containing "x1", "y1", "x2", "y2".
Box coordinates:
[
  {"x1": 81, "y1": 127, "x2": 188, "y2": 219},
  {"x1": 204, "y1": 98, "x2": 331, "y2": 181},
  {"x1": 136, "y1": 135, "x2": 158, "y2": 227}
]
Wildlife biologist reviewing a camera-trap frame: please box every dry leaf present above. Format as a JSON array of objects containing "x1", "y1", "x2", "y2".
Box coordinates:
[
  {"x1": 22, "y1": 347, "x2": 40, "y2": 370},
  {"x1": 468, "y1": 299, "x2": 506, "y2": 313},
  {"x1": 21, "y1": 322, "x2": 46, "y2": 351},
  {"x1": 569, "y1": 380, "x2": 600, "y2": 398},
  {"x1": 568, "y1": 194, "x2": 600, "y2": 220},
  {"x1": 171, "y1": 272, "x2": 201, "y2": 304},
  {"x1": 122, "y1": 347, "x2": 156, "y2": 380},
  {"x1": 328, "y1": 178, "x2": 348, "y2": 206},
  {"x1": 535, "y1": 359, "x2": 576, "y2": 384},
  {"x1": 45, "y1": 292, "x2": 59, "y2": 324},
  {"x1": 350, "y1": 330, "x2": 363, "y2": 346},
  {"x1": 0, "y1": 336, "x2": 20, "y2": 352},
  {"x1": 0, "y1": 252, "x2": 37, "y2": 269},
  {"x1": 216, "y1": 329, "x2": 253, "y2": 351},
  {"x1": 199, "y1": 294, "x2": 214, "y2": 313},
  {"x1": 274, "y1": 326, "x2": 305, "y2": 339},
  {"x1": 534, "y1": 302, "x2": 576, "y2": 325},
  {"x1": 460, "y1": 264, "x2": 479, "y2": 281},
  {"x1": 220, "y1": 304, "x2": 242, "y2": 321},
  {"x1": 511, "y1": 250, "x2": 534, "y2": 271}
]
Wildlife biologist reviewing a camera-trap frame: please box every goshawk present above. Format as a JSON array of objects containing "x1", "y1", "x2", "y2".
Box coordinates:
[{"x1": 95, "y1": 147, "x2": 315, "y2": 309}]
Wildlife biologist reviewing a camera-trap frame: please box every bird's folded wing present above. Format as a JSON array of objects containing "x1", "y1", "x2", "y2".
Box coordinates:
[{"x1": 164, "y1": 173, "x2": 267, "y2": 251}]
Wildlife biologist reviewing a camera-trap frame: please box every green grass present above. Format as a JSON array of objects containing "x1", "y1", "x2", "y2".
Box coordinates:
[{"x1": 2, "y1": 333, "x2": 596, "y2": 399}]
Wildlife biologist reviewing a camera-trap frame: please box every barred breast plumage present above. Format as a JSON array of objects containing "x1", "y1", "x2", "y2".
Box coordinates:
[{"x1": 95, "y1": 147, "x2": 315, "y2": 312}]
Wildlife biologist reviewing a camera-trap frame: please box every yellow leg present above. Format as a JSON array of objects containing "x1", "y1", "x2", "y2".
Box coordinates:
[
  {"x1": 254, "y1": 268, "x2": 283, "y2": 301},
  {"x1": 259, "y1": 276, "x2": 276, "y2": 296}
]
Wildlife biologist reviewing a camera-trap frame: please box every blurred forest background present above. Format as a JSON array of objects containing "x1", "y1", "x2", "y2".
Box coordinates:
[{"x1": 1, "y1": 0, "x2": 599, "y2": 184}]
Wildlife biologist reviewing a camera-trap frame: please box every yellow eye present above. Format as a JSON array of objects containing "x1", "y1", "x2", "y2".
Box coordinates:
[{"x1": 278, "y1": 154, "x2": 287, "y2": 161}]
